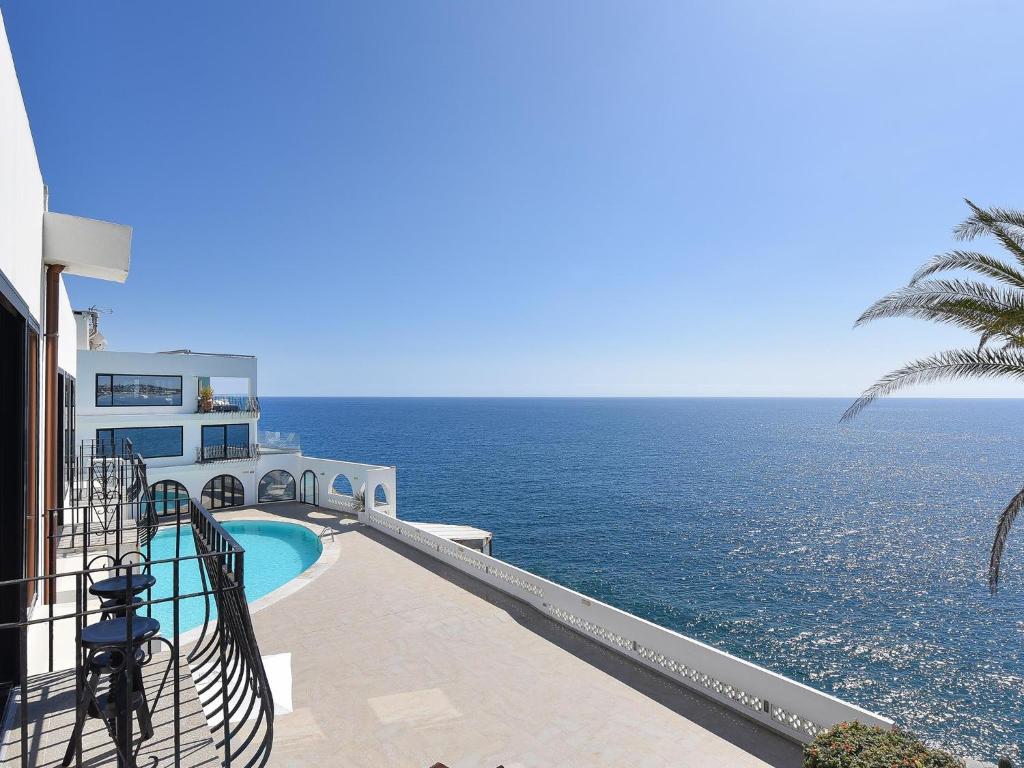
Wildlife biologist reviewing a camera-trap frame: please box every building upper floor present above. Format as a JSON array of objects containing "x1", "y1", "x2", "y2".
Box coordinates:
[
  {"x1": 74, "y1": 323, "x2": 259, "y2": 419},
  {"x1": 74, "y1": 336, "x2": 263, "y2": 467}
]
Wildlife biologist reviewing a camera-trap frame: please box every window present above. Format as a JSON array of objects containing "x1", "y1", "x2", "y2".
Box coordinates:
[
  {"x1": 300, "y1": 470, "x2": 318, "y2": 505},
  {"x1": 202, "y1": 474, "x2": 244, "y2": 510},
  {"x1": 97, "y1": 426, "x2": 183, "y2": 459},
  {"x1": 200, "y1": 423, "x2": 250, "y2": 461},
  {"x1": 258, "y1": 470, "x2": 296, "y2": 503},
  {"x1": 150, "y1": 480, "x2": 189, "y2": 517},
  {"x1": 96, "y1": 373, "x2": 182, "y2": 407}
]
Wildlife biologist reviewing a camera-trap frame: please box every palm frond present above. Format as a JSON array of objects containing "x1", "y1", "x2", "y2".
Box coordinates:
[
  {"x1": 909, "y1": 250, "x2": 1024, "y2": 289},
  {"x1": 953, "y1": 200, "x2": 1024, "y2": 265},
  {"x1": 954, "y1": 200, "x2": 1024, "y2": 239},
  {"x1": 841, "y1": 347, "x2": 1024, "y2": 421},
  {"x1": 988, "y1": 485, "x2": 1024, "y2": 593},
  {"x1": 854, "y1": 279, "x2": 1024, "y2": 336}
]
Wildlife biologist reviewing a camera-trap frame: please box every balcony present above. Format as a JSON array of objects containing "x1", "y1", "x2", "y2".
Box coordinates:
[
  {"x1": 195, "y1": 443, "x2": 258, "y2": 463},
  {"x1": 4, "y1": 441, "x2": 275, "y2": 768},
  {"x1": 196, "y1": 394, "x2": 259, "y2": 415}
]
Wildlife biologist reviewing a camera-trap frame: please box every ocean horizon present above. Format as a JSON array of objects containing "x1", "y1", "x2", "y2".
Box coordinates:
[{"x1": 260, "y1": 396, "x2": 1024, "y2": 761}]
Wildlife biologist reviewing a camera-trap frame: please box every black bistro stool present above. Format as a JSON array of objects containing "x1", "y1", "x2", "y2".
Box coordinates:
[
  {"x1": 62, "y1": 613, "x2": 160, "y2": 767},
  {"x1": 89, "y1": 573, "x2": 156, "y2": 607}
]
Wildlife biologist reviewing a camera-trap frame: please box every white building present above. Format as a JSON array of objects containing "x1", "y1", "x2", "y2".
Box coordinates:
[{"x1": 73, "y1": 323, "x2": 397, "y2": 519}]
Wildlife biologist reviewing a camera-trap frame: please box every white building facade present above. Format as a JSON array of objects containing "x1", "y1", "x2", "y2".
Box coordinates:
[{"x1": 74, "y1": 331, "x2": 397, "y2": 519}]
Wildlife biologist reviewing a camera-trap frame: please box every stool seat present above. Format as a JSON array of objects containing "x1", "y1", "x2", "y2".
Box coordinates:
[
  {"x1": 81, "y1": 617, "x2": 160, "y2": 648},
  {"x1": 89, "y1": 574, "x2": 156, "y2": 599}
]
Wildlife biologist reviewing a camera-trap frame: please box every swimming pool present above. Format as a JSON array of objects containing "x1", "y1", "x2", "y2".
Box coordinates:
[{"x1": 144, "y1": 520, "x2": 322, "y2": 634}]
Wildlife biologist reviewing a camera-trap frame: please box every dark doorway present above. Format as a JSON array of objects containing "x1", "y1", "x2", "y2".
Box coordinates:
[
  {"x1": 0, "y1": 296, "x2": 30, "y2": 703},
  {"x1": 300, "y1": 470, "x2": 318, "y2": 506}
]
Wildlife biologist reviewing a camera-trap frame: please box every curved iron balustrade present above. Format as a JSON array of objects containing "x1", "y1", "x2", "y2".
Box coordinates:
[
  {"x1": 188, "y1": 499, "x2": 275, "y2": 768},
  {"x1": 1, "y1": 441, "x2": 275, "y2": 768}
]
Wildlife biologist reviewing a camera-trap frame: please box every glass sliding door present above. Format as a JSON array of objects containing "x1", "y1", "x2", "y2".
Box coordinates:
[{"x1": 200, "y1": 423, "x2": 250, "y2": 461}]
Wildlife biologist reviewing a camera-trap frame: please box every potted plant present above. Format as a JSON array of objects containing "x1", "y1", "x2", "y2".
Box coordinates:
[{"x1": 198, "y1": 385, "x2": 214, "y2": 413}]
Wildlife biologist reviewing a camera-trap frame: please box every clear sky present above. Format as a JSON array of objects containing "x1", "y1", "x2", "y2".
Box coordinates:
[{"x1": 4, "y1": 1, "x2": 1024, "y2": 396}]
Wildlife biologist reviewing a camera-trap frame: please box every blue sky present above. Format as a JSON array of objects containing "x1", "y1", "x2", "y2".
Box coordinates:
[{"x1": 4, "y1": 1, "x2": 1024, "y2": 396}]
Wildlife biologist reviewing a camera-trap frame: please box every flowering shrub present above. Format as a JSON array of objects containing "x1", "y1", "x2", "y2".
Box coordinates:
[{"x1": 803, "y1": 722, "x2": 964, "y2": 768}]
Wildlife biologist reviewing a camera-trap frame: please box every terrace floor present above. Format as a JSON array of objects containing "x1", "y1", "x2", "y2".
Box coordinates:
[{"x1": 220, "y1": 503, "x2": 804, "y2": 768}]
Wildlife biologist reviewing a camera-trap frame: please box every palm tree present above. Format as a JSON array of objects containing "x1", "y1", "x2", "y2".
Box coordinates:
[{"x1": 844, "y1": 200, "x2": 1024, "y2": 593}]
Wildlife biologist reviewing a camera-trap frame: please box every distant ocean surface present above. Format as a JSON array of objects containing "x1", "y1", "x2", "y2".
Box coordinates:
[{"x1": 259, "y1": 397, "x2": 1023, "y2": 761}]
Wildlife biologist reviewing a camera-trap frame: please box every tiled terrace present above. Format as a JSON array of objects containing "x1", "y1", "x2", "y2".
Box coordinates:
[{"x1": 220, "y1": 503, "x2": 803, "y2": 768}]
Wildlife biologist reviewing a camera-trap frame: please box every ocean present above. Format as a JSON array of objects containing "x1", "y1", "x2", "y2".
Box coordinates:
[{"x1": 259, "y1": 397, "x2": 1023, "y2": 761}]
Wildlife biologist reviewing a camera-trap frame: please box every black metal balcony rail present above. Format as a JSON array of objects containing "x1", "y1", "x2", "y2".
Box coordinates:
[
  {"x1": 71, "y1": 438, "x2": 147, "y2": 509},
  {"x1": 196, "y1": 395, "x2": 260, "y2": 416},
  {"x1": 6, "y1": 497, "x2": 275, "y2": 768},
  {"x1": 195, "y1": 443, "x2": 259, "y2": 463}
]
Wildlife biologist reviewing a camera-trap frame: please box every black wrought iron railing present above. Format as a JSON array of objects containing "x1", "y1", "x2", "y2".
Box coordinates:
[
  {"x1": 196, "y1": 395, "x2": 260, "y2": 415},
  {"x1": 0, "y1": 444, "x2": 273, "y2": 768},
  {"x1": 196, "y1": 444, "x2": 258, "y2": 463}
]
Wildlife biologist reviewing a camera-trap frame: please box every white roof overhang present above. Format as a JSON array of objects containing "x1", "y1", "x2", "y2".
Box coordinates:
[{"x1": 42, "y1": 211, "x2": 132, "y2": 283}]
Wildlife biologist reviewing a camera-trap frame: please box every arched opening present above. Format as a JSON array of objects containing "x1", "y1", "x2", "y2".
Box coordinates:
[
  {"x1": 300, "y1": 470, "x2": 318, "y2": 506},
  {"x1": 330, "y1": 474, "x2": 354, "y2": 497},
  {"x1": 258, "y1": 470, "x2": 296, "y2": 503},
  {"x1": 149, "y1": 480, "x2": 189, "y2": 517},
  {"x1": 201, "y1": 474, "x2": 244, "y2": 510},
  {"x1": 373, "y1": 483, "x2": 389, "y2": 507}
]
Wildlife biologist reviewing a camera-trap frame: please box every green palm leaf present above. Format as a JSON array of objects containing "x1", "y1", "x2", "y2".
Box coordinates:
[
  {"x1": 841, "y1": 347, "x2": 1024, "y2": 422},
  {"x1": 909, "y1": 250, "x2": 1024, "y2": 289},
  {"x1": 854, "y1": 279, "x2": 1024, "y2": 336},
  {"x1": 849, "y1": 200, "x2": 1024, "y2": 592},
  {"x1": 953, "y1": 200, "x2": 1024, "y2": 264},
  {"x1": 989, "y1": 485, "x2": 1024, "y2": 593}
]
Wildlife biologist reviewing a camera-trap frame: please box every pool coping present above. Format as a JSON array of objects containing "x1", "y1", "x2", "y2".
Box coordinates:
[{"x1": 173, "y1": 507, "x2": 346, "y2": 647}]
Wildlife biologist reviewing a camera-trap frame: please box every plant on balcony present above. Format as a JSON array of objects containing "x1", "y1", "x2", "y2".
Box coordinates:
[
  {"x1": 199, "y1": 385, "x2": 214, "y2": 413},
  {"x1": 845, "y1": 200, "x2": 1024, "y2": 593},
  {"x1": 352, "y1": 488, "x2": 365, "y2": 515},
  {"x1": 803, "y1": 722, "x2": 963, "y2": 768}
]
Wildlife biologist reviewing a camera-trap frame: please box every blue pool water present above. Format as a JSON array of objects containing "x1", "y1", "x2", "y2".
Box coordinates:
[
  {"x1": 146, "y1": 520, "x2": 321, "y2": 634},
  {"x1": 259, "y1": 397, "x2": 1024, "y2": 762}
]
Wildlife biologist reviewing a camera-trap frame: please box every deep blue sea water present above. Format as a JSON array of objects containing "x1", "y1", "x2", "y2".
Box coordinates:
[{"x1": 259, "y1": 397, "x2": 1023, "y2": 762}]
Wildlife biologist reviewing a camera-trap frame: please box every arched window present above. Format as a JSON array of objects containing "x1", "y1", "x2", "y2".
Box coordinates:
[
  {"x1": 373, "y1": 483, "x2": 389, "y2": 507},
  {"x1": 258, "y1": 470, "x2": 296, "y2": 503},
  {"x1": 201, "y1": 474, "x2": 244, "y2": 510},
  {"x1": 149, "y1": 480, "x2": 189, "y2": 517},
  {"x1": 330, "y1": 474, "x2": 354, "y2": 497},
  {"x1": 300, "y1": 470, "x2": 318, "y2": 505}
]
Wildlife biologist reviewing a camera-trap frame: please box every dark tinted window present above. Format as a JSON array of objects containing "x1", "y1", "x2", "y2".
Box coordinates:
[
  {"x1": 96, "y1": 374, "x2": 182, "y2": 407},
  {"x1": 150, "y1": 480, "x2": 189, "y2": 516},
  {"x1": 97, "y1": 426, "x2": 183, "y2": 458},
  {"x1": 201, "y1": 474, "x2": 244, "y2": 509},
  {"x1": 258, "y1": 470, "x2": 296, "y2": 502}
]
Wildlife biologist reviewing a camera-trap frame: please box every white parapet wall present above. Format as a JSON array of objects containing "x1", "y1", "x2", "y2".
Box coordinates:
[{"x1": 362, "y1": 508, "x2": 893, "y2": 744}]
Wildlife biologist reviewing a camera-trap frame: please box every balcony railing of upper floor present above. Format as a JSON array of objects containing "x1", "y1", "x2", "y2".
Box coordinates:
[
  {"x1": 196, "y1": 394, "x2": 260, "y2": 416},
  {"x1": 195, "y1": 443, "x2": 259, "y2": 463}
]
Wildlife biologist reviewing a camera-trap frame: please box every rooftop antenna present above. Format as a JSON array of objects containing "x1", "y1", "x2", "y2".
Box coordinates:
[{"x1": 82, "y1": 305, "x2": 111, "y2": 350}]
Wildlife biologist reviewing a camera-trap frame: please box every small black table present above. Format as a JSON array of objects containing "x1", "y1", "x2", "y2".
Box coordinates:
[{"x1": 89, "y1": 573, "x2": 156, "y2": 600}]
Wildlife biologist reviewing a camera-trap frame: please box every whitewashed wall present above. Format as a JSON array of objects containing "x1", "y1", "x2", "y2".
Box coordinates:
[
  {"x1": 142, "y1": 452, "x2": 396, "y2": 517},
  {"x1": 76, "y1": 349, "x2": 258, "y2": 416},
  {"x1": 0, "y1": 9, "x2": 45, "y2": 323}
]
